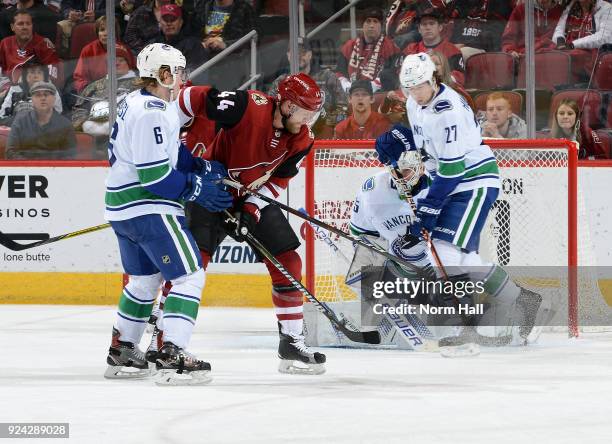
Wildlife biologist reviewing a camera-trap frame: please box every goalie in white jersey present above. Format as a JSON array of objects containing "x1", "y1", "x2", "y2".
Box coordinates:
[
  {"x1": 103, "y1": 43, "x2": 233, "y2": 384},
  {"x1": 374, "y1": 53, "x2": 548, "y2": 346}
]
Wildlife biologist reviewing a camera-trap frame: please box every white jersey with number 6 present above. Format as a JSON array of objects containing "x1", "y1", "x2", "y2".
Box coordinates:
[
  {"x1": 406, "y1": 83, "x2": 501, "y2": 194},
  {"x1": 105, "y1": 89, "x2": 184, "y2": 221}
]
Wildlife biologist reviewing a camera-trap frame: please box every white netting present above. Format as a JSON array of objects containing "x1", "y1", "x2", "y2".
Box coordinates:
[{"x1": 306, "y1": 143, "x2": 611, "y2": 337}]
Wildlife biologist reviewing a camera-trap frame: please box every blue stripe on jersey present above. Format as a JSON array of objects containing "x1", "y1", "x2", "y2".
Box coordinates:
[
  {"x1": 107, "y1": 181, "x2": 141, "y2": 191},
  {"x1": 439, "y1": 155, "x2": 465, "y2": 162},
  {"x1": 136, "y1": 158, "x2": 169, "y2": 168},
  {"x1": 168, "y1": 291, "x2": 201, "y2": 302},
  {"x1": 460, "y1": 174, "x2": 500, "y2": 184},
  {"x1": 465, "y1": 156, "x2": 497, "y2": 170},
  {"x1": 124, "y1": 287, "x2": 156, "y2": 304},
  {"x1": 106, "y1": 200, "x2": 184, "y2": 211},
  {"x1": 349, "y1": 221, "x2": 380, "y2": 236},
  {"x1": 117, "y1": 312, "x2": 147, "y2": 323},
  {"x1": 164, "y1": 314, "x2": 196, "y2": 325}
]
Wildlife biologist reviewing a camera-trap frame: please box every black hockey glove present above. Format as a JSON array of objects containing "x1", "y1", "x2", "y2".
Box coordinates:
[{"x1": 230, "y1": 203, "x2": 260, "y2": 242}]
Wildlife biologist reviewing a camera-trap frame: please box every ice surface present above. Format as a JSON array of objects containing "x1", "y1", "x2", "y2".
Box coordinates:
[{"x1": 2, "y1": 305, "x2": 612, "y2": 444}]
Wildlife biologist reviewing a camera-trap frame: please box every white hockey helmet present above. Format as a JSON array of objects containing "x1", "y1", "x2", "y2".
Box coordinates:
[
  {"x1": 389, "y1": 150, "x2": 424, "y2": 197},
  {"x1": 137, "y1": 43, "x2": 186, "y2": 90},
  {"x1": 399, "y1": 52, "x2": 436, "y2": 92}
]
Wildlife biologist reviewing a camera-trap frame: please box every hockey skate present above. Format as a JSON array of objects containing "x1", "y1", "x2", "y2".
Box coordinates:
[
  {"x1": 154, "y1": 342, "x2": 212, "y2": 386},
  {"x1": 278, "y1": 327, "x2": 326, "y2": 375},
  {"x1": 104, "y1": 328, "x2": 150, "y2": 379}
]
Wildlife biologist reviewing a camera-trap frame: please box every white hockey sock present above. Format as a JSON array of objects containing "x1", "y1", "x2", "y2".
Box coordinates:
[
  {"x1": 115, "y1": 273, "x2": 163, "y2": 344},
  {"x1": 162, "y1": 268, "x2": 205, "y2": 349}
]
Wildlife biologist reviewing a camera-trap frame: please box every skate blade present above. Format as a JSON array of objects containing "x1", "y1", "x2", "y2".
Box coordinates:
[
  {"x1": 278, "y1": 360, "x2": 326, "y2": 375},
  {"x1": 439, "y1": 342, "x2": 480, "y2": 358},
  {"x1": 154, "y1": 369, "x2": 212, "y2": 386},
  {"x1": 104, "y1": 365, "x2": 151, "y2": 379}
]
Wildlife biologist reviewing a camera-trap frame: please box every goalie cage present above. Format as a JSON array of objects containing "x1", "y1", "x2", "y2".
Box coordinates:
[{"x1": 302, "y1": 139, "x2": 612, "y2": 348}]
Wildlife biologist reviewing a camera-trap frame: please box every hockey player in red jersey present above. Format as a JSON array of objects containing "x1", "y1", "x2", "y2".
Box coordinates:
[{"x1": 153, "y1": 73, "x2": 327, "y2": 375}]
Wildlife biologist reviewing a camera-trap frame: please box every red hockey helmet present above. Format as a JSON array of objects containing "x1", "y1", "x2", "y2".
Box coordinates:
[{"x1": 277, "y1": 73, "x2": 324, "y2": 112}]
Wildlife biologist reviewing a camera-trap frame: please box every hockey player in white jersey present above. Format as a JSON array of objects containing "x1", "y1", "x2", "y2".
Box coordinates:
[
  {"x1": 375, "y1": 53, "x2": 546, "y2": 346},
  {"x1": 349, "y1": 150, "x2": 431, "y2": 276},
  {"x1": 103, "y1": 43, "x2": 233, "y2": 385}
]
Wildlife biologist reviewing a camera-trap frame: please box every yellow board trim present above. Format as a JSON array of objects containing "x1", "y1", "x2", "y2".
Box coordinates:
[{"x1": 0, "y1": 273, "x2": 272, "y2": 307}]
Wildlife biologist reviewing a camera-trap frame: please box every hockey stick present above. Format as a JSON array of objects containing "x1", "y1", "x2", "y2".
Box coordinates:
[
  {"x1": 222, "y1": 210, "x2": 381, "y2": 345},
  {"x1": 0, "y1": 223, "x2": 111, "y2": 251},
  {"x1": 300, "y1": 208, "x2": 437, "y2": 351},
  {"x1": 222, "y1": 179, "x2": 430, "y2": 279}
]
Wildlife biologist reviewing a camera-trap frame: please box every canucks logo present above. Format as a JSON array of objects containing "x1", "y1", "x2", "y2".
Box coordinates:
[
  {"x1": 433, "y1": 100, "x2": 452, "y2": 113},
  {"x1": 145, "y1": 100, "x2": 166, "y2": 110}
]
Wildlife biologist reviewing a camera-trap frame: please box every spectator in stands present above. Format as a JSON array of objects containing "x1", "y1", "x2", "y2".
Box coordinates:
[
  {"x1": 553, "y1": 0, "x2": 612, "y2": 81},
  {"x1": 429, "y1": 50, "x2": 474, "y2": 111},
  {"x1": 384, "y1": 0, "x2": 447, "y2": 49},
  {"x1": 0, "y1": 0, "x2": 59, "y2": 41},
  {"x1": 73, "y1": 15, "x2": 136, "y2": 93},
  {"x1": 450, "y1": 0, "x2": 513, "y2": 60},
  {"x1": 403, "y1": 8, "x2": 465, "y2": 85},
  {"x1": 336, "y1": 7, "x2": 400, "y2": 93},
  {"x1": 334, "y1": 80, "x2": 391, "y2": 140},
  {"x1": 0, "y1": 57, "x2": 62, "y2": 124},
  {"x1": 125, "y1": 0, "x2": 172, "y2": 54},
  {"x1": 6, "y1": 81, "x2": 76, "y2": 159},
  {"x1": 502, "y1": 0, "x2": 563, "y2": 58},
  {"x1": 192, "y1": 0, "x2": 256, "y2": 88},
  {"x1": 195, "y1": 0, "x2": 257, "y2": 54},
  {"x1": 550, "y1": 98, "x2": 607, "y2": 159},
  {"x1": 57, "y1": 0, "x2": 97, "y2": 56},
  {"x1": 268, "y1": 38, "x2": 348, "y2": 139},
  {"x1": 0, "y1": 11, "x2": 62, "y2": 85},
  {"x1": 148, "y1": 3, "x2": 207, "y2": 70},
  {"x1": 71, "y1": 51, "x2": 138, "y2": 134},
  {"x1": 478, "y1": 92, "x2": 527, "y2": 139}
]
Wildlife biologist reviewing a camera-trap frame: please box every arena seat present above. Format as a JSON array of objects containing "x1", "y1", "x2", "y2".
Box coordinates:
[
  {"x1": 465, "y1": 52, "x2": 515, "y2": 90},
  {"x1": 593, "y1": 53, "x2": 612, "y2": 90},
  {"x1": 0, "y1": 133, "x2": 7, "y2": 159},
  {"x1": 70, "y1": 22, "x2": 98, "y2": 59},
  {"x1": 594, "y1": 129, "x2": 612, "y2": 158},
  {"x1": 549, "y1": 89, "x2": 603, "y2": 129},
  {"x1": 516, "y1": 51, "x2": 572, "y2": 90}
]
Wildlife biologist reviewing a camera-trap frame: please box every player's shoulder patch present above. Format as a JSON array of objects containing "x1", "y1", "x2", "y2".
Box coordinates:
[
  {"x1": 433, "y1": 99, "x2": 453, "y2": 114},
  {"x1": 145, "y1": 99, "x2": 166, "y2": 111},
  {"x1": 250, "y1": 92, "x2": 269, "y2": 105},
  {"x1": 362, "y1": 176, "x2": 375, "y2": 192}
]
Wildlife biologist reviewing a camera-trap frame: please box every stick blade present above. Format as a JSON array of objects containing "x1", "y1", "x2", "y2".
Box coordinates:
[{"x1": 343, "y1": 328, "x2": 381, "y2": 345}]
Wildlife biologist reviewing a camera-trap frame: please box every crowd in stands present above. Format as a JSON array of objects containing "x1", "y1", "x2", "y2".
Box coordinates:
[{"x1": 0, "y1": 0, "x2": 610, "y2": 160}]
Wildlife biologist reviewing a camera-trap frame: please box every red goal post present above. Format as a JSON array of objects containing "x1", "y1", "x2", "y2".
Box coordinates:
[{"x1": 304, "y1": 139, "x2": 579, "y2": 336}]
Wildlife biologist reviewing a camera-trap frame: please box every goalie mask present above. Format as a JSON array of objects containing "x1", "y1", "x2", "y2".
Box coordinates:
[
  {"x1": 388, "y1": 150, "x2": 424, "y2": 197},
  {"x1": 137, "y1": 43, "x2": 187, "y2": 90}
]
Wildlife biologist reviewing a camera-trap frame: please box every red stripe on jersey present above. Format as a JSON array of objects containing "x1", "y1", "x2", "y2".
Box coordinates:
[
  {"x1": 262, "y1": 182, "x2": 280, "y2": 198},
  {"x1": 276, "y1": 313, "x2": 304, "y2": 321},
  {"x1": 272, "y1": 292, "x2": 303, "y2": 308}
]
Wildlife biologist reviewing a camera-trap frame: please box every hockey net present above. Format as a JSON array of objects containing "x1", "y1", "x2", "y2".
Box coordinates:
[{"x1": 304, "y1": 139, "x2": 612, "y2": 340}]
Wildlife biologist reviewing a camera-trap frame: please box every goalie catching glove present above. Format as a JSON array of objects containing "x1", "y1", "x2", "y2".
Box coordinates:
[{"x1": 180, "y1": 160, "x2": 233, "y2": 212}]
